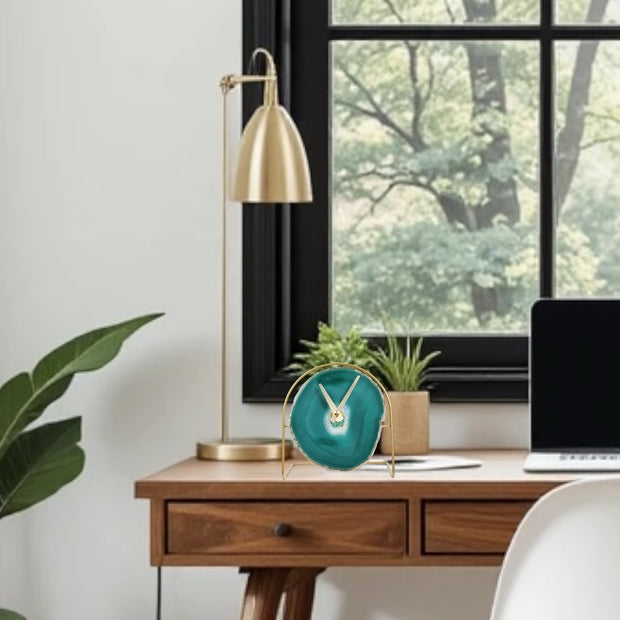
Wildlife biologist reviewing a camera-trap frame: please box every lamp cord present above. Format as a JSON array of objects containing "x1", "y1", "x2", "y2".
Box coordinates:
[{"x1": 156, "y1": 566, "x2": 162, "y2": 620}]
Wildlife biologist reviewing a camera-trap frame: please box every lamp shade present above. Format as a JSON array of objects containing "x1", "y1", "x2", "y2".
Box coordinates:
[{"x1": 231, "y1": 103, "x2": 312, "y2": 203}]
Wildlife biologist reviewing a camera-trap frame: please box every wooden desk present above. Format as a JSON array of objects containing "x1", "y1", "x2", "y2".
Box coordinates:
[{"x1": 135, "y1": 450, "x2": 578, "y2": 620}]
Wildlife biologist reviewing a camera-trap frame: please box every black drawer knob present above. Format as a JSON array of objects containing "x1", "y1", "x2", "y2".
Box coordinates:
[{"x1": 271, "y1": 522, "x2": 293, "y2": 537}]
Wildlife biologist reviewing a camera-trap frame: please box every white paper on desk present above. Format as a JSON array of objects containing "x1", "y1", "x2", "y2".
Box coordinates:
[{"x1": 362, "y1": 454, "x2": 482, "y2": 471}]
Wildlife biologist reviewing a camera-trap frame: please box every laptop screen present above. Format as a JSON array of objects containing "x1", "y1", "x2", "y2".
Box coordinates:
[{"x1": 531, "y1": 299, "x2": 620, "y2": 451}]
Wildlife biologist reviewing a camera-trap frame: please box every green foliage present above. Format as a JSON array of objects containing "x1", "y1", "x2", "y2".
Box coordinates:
[
  {"x1": 331, "y1": 0, "x2": 618, "y2": 335},
  {"x1": 0, "y1": 313, "x2": 163, "y2": 619},
  {"x1": 0, "y1": 610, "x2": 26, "y2": 620},
  {"x1": 0, "y1": 417, "x2": 84, "y2": 519},
  {"x1": 333, "y1": 0, "x2": 539, "y2": 27},
  {"x1": 287, "y1": 322, "x2": 375, "y2": 373},
  {"x1": 333, "y1": 220, "x2": 537, "y2": 333},
  {"x1": 559, "y1": 178, "x2": 620, "y2": 297},
  {"x1": 371, "y1": 335, "x2": 440, "y2": 392},
  {"x1": 332, "y1": 33, "x2": 539, "y2": 332}
]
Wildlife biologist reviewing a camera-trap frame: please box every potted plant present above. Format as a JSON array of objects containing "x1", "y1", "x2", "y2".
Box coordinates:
[
  {"x1": 371, "y1": 335, "x2": 440, "y2": 455},
  {"x1": 287, "y1": 322, "x2": 375, "y2": 373},
  {"x1": 0, "y1": 313, "x2": 162, "y2": 620}
]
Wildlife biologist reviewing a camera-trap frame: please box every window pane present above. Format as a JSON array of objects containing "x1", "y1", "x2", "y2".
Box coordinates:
[
  {"x1": 331, "y1": 0, "x2": 539, "y2": 25},
  {"x1": 556, "y1": 1, "x2": 620, "y2": 23},
  {"x1": 331, "y1": 40, "x2": 539, "y2": 334},
  {"x1": 555, "y1": 41, "x2": 620, "y2": 297}
]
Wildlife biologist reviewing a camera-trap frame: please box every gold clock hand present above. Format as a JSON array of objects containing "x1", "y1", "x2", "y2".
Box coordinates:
[
  {"x1": 319, "y1": 383, "x2": 338, "y2": 412},
  {"x1": 337, "y1": 375, "x2": 360, "y2": 411}
]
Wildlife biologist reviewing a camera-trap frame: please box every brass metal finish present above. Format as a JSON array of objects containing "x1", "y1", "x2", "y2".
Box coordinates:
[
  {"x1": 329, "y1": 410, "x2": 344, "y2": 425},
  {"x1": 218, "y1": 47, "x2": 312, "y2": 204},
  {"x1": 198, "y1": 47, "x2": 313, "y2": 461},
  {"x1": 281, "y1": 363, "x2": 395, "y2": 479},
  {"x1": 231, "y1": 105, "x2": 312, "y2": 203},
  {"x1": 229, "y1": 48, "x2": 312, "y2": 203},
  {"x1": 197, "y1": 438, "x2": 292, "y2": 461}
]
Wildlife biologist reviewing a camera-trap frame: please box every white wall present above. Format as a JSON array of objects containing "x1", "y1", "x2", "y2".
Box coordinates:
[{"x1": 0, "y1": 1, "x2": 529, "y2": 618}]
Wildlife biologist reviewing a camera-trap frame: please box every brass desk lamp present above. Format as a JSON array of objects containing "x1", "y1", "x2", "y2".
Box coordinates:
[{"x1": 196, "y1": 48, "x2": 312, "y2": 461}]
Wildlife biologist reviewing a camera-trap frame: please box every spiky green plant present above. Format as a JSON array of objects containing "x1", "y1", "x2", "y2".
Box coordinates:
[{"x1": 371, "y1": 335, "x2": 440, "y2": 392}]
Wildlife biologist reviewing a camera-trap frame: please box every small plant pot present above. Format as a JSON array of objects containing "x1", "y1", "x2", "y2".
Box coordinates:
[{"x1": 380, "y1": 391, "x2": 429, "y2": 455}]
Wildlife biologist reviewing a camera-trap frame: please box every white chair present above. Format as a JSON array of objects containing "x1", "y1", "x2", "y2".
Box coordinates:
[{"x1": 490, "y1": 476, "x2": 620, "y2": 620}]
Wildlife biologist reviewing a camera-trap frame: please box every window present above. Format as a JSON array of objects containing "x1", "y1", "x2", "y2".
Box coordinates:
[{"x1": 242, "y1": 0, "x2": 620, "y2": 402}]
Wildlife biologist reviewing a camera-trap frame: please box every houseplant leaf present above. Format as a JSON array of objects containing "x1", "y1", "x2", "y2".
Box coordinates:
[
  {"x1": 371, "y1": 335, "x2": 440, "y2": 391},
  {"x1": 287, "y1": 322, "x2": 376, "y2": 373},
  {"x1": 0, "y1": 313, "x2": 162, "y2": 459},
  {"x1": 32, "y1": 313, "x2": 163, "y2": 387},
  {"x1": 0, "y1": 417, "x2": 84, "y2": 519},
  {"x1": 0, "y1": 609, "x2": 27, "y2": 620}
]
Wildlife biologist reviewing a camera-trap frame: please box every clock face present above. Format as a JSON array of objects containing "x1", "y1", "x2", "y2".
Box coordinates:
[{"x1": 289, "y1": 367, "x2": 385, "y2": 470}]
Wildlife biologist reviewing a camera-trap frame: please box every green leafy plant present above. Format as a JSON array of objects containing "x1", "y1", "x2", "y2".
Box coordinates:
[
  {"x1": 371, "y1": 335, "x2": 440, "y2": 392},
  {"x1": 0, "y1": 612, "x2": 25, "y2": 620},
  {"x1": 287, "y1": 322, "x2": 375, "y2": 373},
  {"x1": 0, "y1": 313, "x2": 163, "y2": 620}
]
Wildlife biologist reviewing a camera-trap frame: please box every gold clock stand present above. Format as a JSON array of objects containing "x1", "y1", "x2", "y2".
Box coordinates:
[{"x1": 281, "y1": 362, "x2": 396, "y2": 480}]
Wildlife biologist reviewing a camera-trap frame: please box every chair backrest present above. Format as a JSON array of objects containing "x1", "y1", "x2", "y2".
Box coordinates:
[{"x1": 489, "y1": 476, "x2": 620, "y2": 620}]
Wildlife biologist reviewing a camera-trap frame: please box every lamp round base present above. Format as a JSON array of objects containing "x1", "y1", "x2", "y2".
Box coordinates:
[{"x1": 196, "y1": 438, "x2": 292, "y2": 461}]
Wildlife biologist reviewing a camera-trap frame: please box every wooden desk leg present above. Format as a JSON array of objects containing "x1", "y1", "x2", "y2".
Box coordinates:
[
  {"x1": 239, "y1": 568, "x2": 289, "y2": 620},
  {"x1": 283, "y1": 568, "x2": 325, "y2": 620},
  {"x1": 238, "y1": 568, "x2": 325, "y2": 620}
]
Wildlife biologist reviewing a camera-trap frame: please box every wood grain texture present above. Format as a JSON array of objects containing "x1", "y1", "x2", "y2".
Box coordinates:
[
  {"x1": 167, "y1": 501, "x2": 406, "y2": 556},
  {"x1": 135, "y1": 451, "x2": 591, "y2": 619},
  {"x1": 135, "y1": 451, "x2": 580, "y2": 567},
  {"x1": 282, "y1": 569, "x2": 323, "y2": 620},
  {"x1": 424, "y1": 500, "x2": 533, "y2": 554},
  {"x1": 149, "y1": 499, "x2": 165, "y2": 565},
  {"x1": 240, "y1": 569, "x2": 288, "y2": 620},
  {"x1": 135, "y1": 450, "x2": 573, "y2": 500}
]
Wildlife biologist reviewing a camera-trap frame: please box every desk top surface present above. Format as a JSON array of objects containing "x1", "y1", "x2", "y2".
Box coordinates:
[{"x1": 135, "y1": 450, "x2": 588, "y2": 499}]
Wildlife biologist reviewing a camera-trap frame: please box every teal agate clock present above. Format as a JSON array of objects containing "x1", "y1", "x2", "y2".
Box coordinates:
[{"x1": 286, "y1": 364, "x2": 387, "y2": 472}]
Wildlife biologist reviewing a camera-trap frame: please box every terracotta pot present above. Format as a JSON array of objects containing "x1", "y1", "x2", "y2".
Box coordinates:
[{"x1": 380, "y1": 391, "x2": 429, "y2": 455}]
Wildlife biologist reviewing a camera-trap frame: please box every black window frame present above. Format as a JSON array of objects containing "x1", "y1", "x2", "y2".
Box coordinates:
[{"x1": 242, "y1": 0, "x2": 620, "y2": 403}]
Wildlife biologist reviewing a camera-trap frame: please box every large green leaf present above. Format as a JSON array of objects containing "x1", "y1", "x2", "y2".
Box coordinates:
[
  {"x1": 0, "y1": 609, "x2": 27, "y2": 620},
  {"x1": 0, "y1": 313, "x2": 162, "y2": 458},
  {"x1": 0, "y1": 417, "x2": 84, "y2": 519}
]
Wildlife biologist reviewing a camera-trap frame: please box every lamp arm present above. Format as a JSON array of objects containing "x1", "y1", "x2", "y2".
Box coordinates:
[
  {"x1": 251, "y1": 47, "x2": 276, "y2": 77},
  {"x1": 220, "y1": 74, "x2": 276, "y2": 92},
  {"x1": 220, "y1": 47, "x2": 279, "y2": 105}
]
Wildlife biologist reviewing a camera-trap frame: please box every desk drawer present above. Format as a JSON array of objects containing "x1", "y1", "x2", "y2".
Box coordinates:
[
  {"x1": 167, "y1": 501, "x2": 406, "y2": 556},
  {"x1": 423, "y1": 500, "x2": 533, "y2": 554}
]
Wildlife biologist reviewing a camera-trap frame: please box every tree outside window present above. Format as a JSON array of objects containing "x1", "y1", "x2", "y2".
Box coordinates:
[{"x1": 331, "y1": 0, "x2": 619, "y2": 336}]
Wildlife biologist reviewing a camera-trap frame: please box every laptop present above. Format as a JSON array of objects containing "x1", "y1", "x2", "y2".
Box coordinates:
[{"x1": 524, "y1": 298, "x2": 620, "y2": 472}]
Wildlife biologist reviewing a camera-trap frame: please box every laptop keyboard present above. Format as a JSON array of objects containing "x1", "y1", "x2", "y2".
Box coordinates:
[
  {"x1": 524, "y1": 452, "x2": 620, "y2": 472},
  {"x1": 559, "y1": 453, "x2": 620, "y2": 461}
]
